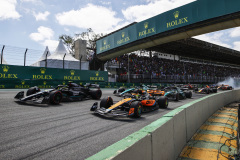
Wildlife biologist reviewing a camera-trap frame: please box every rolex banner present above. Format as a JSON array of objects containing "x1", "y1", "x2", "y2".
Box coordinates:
[
  {"x1": 0, "y1": 64, "x2": 108, "y2": 89},
  {"x1": 0, "y1": 64, "x2": 171, "y2": 89},
  {"x1": 96, "y1": 0, "x2": 240, "y2": 54}
]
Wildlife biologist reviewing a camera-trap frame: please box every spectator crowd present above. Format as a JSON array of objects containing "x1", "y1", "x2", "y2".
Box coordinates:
[{"x1": 109, "y1": 53, "x2": 240, "y2": 81}]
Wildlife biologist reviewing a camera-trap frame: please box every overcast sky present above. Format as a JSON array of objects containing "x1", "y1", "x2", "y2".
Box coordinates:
[{"x1": 1, "y1": 0, "x2": 240, "y2": 53}]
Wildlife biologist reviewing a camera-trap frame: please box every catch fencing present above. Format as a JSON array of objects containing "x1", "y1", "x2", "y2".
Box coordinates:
[
  {"x1": 0, "y1": 44, "x2": 87, "y2": 70},
  {"x1": 0, "y1": 44, "x2": 44, "y2": 67}
]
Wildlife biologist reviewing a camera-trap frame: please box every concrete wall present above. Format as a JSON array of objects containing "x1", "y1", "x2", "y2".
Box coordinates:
[
  {"x1": 87, "y1": 89, "x2": 240, "y2": 160},
  {"x1": 74, "y1": 39, "x2": 87, "y2": 61}
]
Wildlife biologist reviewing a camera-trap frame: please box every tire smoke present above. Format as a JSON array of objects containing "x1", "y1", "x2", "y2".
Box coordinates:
[{"x1": 217, "y1": 77, "x2": 240, "y2": 89}]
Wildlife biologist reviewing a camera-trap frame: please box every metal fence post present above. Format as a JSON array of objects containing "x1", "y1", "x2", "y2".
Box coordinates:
[
  {"x1": 24, "y1": 48, "x2": 28, "y2": 66},
  {"x1": 1, "y1": 45, "x2": 5, "y2": 65},
  {"x1": 45, "y1": 51, "x2": 49, "y2": 68},
  {"x1": 63, "y1": 53, "x2": 66, "y2": 69},
  {"x1": 80, "y1": 55, "x2": 82, "y2": 70}
]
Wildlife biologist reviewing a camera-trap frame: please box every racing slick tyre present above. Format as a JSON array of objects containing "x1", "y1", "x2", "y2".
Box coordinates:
[
  {"x1": 129, "y1": 101, "x2": 142, "y2": 118},
  {"x1": 49, "y1": 91, "x2": 63, "y2": 105},
  {"x1": 89, "y1": 89, "x2": 102, "y2": 100},
  {"x1": 227, "y1": 86, "x2": 232, "y2": 90},
  {"x1": 118, "y1": 87, "x2": 125, "y2": 93},
  {"x1": 175, "y1": 93, "x2": 179, "y2": 101},
  {"x1": 113, "y1": 90, "x2": 117, "y2": 94},
  {"x1": 185, "y1": 91, "x2": 192, "y2": 98},
  {"x1": 206, "y1": 89, "x2": 210, "y2": 94},
  {"x1": 26, "y1": 86, "x2": 40, "y2": 96},
  {"x1": 157, "y1": 96, "x2": 168, "y2": 108},
  {"x1": 100, "y1": 97, "x2": 113, "y2": 109},
  {"x1": 121, "y1": 103, "x2": 130, "y2": 111},
  {"x1": 212, "y1": 88, "x2": 217, "y2": 93}
]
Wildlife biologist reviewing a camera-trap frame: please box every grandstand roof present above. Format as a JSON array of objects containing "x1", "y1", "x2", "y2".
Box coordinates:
[
  {"x1": 97, "y1": 9, "x2": 240, "y2": 65},
  {"x1": 146, "y1": 38, "x2": 240, "y2": 65}
]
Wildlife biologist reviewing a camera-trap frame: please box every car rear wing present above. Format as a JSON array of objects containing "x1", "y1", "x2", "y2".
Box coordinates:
[{"x1": 85, "y1": 83, "x2": 100, "y2": 88}]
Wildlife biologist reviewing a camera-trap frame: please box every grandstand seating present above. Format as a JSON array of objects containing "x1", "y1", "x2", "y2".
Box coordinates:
[{"x1": 110, "y1": 53, "x2": 240, "y2": 83}]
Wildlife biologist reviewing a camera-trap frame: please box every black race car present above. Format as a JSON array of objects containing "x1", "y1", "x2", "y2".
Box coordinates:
[
  {"x1": 113, "y1": 87, "x2": 126, "y2": 95},
  {"x1": 14, "y1": 82, "x2": 102, "y2": 104},
  {"x1": 14, "y1": 87, "x2": 62, "y2": 104},
  {"x1": 60, "y1": 82, "x2": 102, "y2": 101}
]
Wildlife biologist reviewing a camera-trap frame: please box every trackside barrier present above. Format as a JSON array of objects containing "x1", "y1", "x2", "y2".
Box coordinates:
[
  {"x1": 0, "y1": 65, "x2": 208, "y2": 89},
  {"x1": 0, "y1": 64, "x2": 108, "y2": 89},
  {"x1": 86, "y1": 89, "x2": 240, "y2": 160}
]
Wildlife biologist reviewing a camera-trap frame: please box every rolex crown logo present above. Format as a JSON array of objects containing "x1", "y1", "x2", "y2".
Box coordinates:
[
  {"x1": 122, "y1": 32, "x2": 125, "y2": 38},
  {"x1": 95, "y1": 71, "x2": 99, "y2": 77},
  {"x1": 173, "y1": 11, "x2": 179, "y2": 19},
  {"x1": 70, "y1": 70, "x2": 75, "y2": 75},
  {"x1": 40, "y1": 68, "x2": 46, "y2": 74},
  {"x1": 43, "y1": 81, "x2": 47, "y2": 85},
  {"x1": 21, "y1": 80, "x2": 25, "y2": 85},
  {"x1": 103, "y1": 40, "x2": 106, "y2": 45},
  {"x1": 144, "y1": 22, "x2": 148, "y2": 29},
  {"x1": 2, "y1": 66, "x2": 9, "y2": 73},
  {"x1": 63, "y1": 81, "x2": 65, "y2": 85}
]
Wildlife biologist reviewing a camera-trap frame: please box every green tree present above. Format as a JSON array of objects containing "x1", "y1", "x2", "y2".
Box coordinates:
[
  {"x1": 75, "y1": 28, "x2": 104, "y2": 54},
  {"x1": 59, "y1": 28, "x2": 104, "y2": 56},
  {"x1": 59, "y1": 34, "x2": 75, "y2": 56}
]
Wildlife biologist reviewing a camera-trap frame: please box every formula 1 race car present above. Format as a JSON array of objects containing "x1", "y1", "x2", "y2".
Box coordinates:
[
  {"x1": 164, "y1": 87, "x2": 192, "y2": 101},
  {"x1": 60, "y1": 82, "x2": 102, "y2": 101},
  {"x1": 90, "y1": 93, "x2": 169, "y2": 118},
  {"x1": 113, "y1": 85, "x2": 149, "y2": 97},
  {"x1": 146, "y1": 85, "x2": 165, "y2": 96},
  {"x1": 116, "y1": 85, "x2": 191, "y2": 101},
  {"x1": 195, "y1": 85, "x2": 217, "y2": 94},
  {"x1": 217, "y1": 84, "x2": 233, "y2": 90},
  {"x1": 14, "y1": 82, "x2": 102, "y2": 104},
  {"x1": 113, "y1": 87, "x2": 126, "y2": 95},
  {"x1": 113, "y1": 87, "x2": 135, "y2": 97},
  {"x1": 14, "y1": 87, "x2": 63, "y2": 104},
  {"x1": 180, "y1": 84, "x2": 197, "y2": 91}
]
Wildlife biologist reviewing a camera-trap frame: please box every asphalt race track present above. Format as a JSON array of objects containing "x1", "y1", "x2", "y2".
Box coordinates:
[{"x1": 0, "y1": 89, "x2": 207, "y2": 160}]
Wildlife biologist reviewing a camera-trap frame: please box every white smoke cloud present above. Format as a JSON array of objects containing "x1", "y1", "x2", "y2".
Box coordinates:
[{"x1": 217, "y1": 77, "x2": 240, "y2": 89}]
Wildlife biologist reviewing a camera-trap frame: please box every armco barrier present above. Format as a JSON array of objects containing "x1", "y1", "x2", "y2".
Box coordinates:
[{"x1": 87, "y1": 89, "x2": 240, "y2": 160}]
